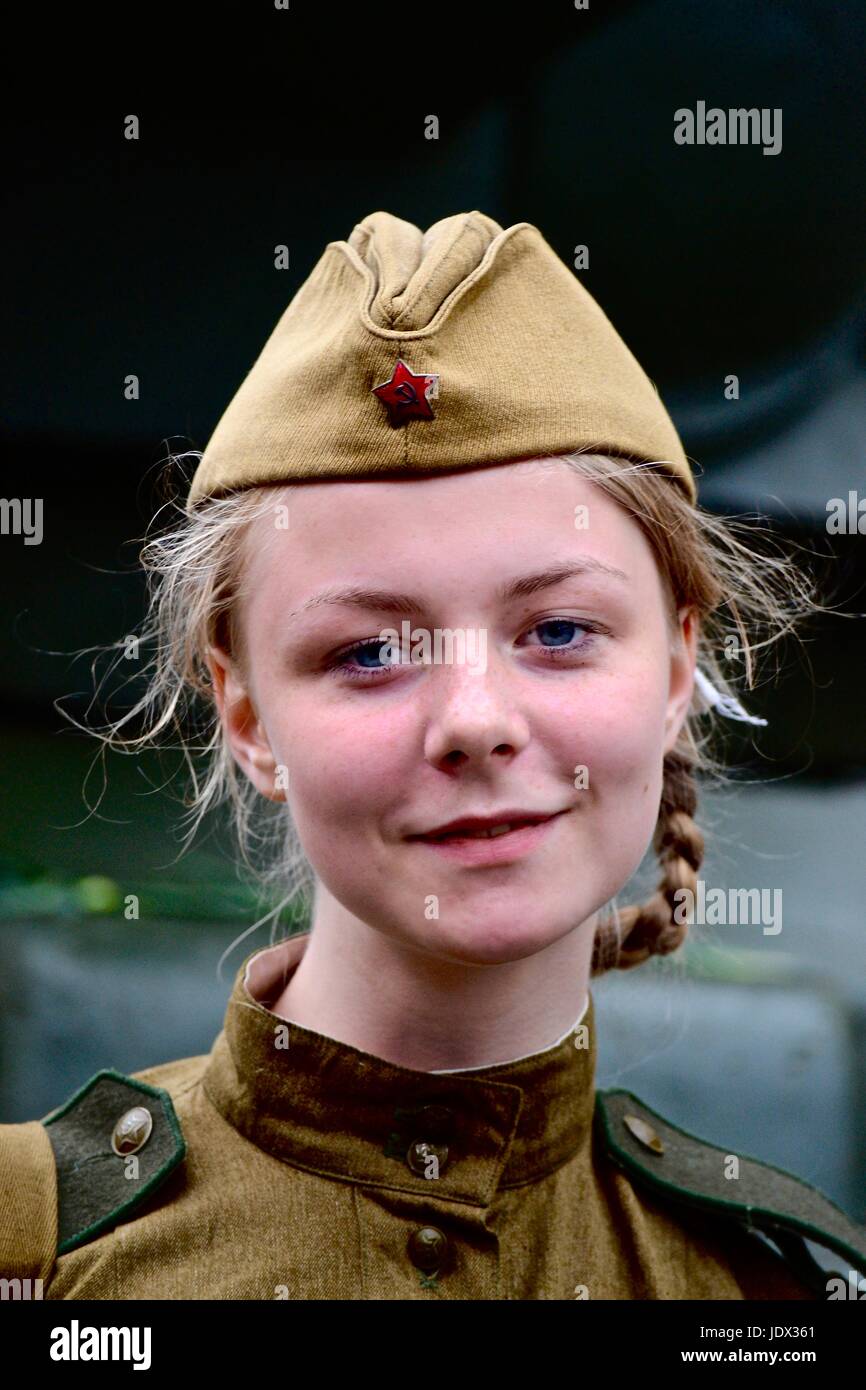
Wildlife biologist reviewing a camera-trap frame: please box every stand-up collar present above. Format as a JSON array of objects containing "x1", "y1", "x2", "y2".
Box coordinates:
[{"x1": 202, "y1": 933, "x2": 597, "y2": 1206}]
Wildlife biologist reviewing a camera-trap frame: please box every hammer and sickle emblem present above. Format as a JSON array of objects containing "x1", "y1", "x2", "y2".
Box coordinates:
[{"x1": 371, "y1": 359, "x2": 439, "y2": 422}]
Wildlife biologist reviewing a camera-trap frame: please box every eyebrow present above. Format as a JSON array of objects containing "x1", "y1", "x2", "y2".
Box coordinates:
[{"x1": 288, "y1": 559, "x2": 630, "y2": 622}]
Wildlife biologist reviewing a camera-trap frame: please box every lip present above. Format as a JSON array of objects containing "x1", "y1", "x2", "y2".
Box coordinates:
[
  {"x1": 410, "y1": 808, "x2": 564, "y2": 838},
  {"x1": 407, "y1": 809, "x2": 569, "y2": 865}
]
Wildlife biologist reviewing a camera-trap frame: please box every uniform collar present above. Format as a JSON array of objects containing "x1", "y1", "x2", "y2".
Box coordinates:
[{"x1": 202, "y1": 932, "x2": 597, "y2": 1204}]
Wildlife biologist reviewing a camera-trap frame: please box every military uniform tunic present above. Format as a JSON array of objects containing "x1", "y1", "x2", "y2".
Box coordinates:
[
  {"x1": 8, "y1": 928, "x2": 866, "y2": 1295},
  {"x1": 2, "y1": 932, "x2": 858, "y2": 1299}
]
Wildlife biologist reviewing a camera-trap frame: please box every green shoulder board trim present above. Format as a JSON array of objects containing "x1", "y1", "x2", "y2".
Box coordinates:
[
  {"x1": 42, "y1": 1068, "x2": 186, "y2": 1256},
  {"x1": 596, "y1": 1088, "x2": 866, "y2": 1295}
]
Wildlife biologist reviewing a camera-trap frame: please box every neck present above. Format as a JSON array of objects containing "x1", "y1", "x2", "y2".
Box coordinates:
[{"x1": 267, "y1": 889, "x2": 595, "y2": 1071}]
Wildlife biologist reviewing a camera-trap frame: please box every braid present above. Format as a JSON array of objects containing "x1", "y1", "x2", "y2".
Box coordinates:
[{"x1": 591, "y1": 751, "x2": 704, "y2": 976}]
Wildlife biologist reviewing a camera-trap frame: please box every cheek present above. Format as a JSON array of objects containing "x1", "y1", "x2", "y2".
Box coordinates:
[
  {"x1": 553, "y1": 670, "x2": 668, "y2": 875},
  {"x1": 554, "y1": 665, "x2": 668, "y2": 787},
  {"x1": 271, "y1": 698, "x2": 411, "y2": 842}
]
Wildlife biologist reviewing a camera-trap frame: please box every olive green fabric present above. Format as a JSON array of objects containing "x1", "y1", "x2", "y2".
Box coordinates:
[
  {"x1": 597, "y1": 1089, "x2": 866, "y2": 1279},
  {"x1": 10, "y1": 931, "x2": 832, "y2": 1300},
  {"x1": 43, "y1": 1071, "x2": 186, "y2": 1254},
  {"x1": 186, "y1": 210, "x2": 695, "y2": 512}
]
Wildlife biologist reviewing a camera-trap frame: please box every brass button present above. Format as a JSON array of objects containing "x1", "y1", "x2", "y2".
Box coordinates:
[
  {"x1": 406, "y1": 1139, "x2": 450, "y2": 1177},
  {"x1": 623, "y1": 1113, "x2": 664, "y2": 1154},
  {"x1": 111, "y1": 1105, "x2": 153, "y2": 1156},
  {"x1": 416, "y1": 1104, "x2": 454, "y2": 1142},
  {"x1": 407, "y1": 1225, "x2": 449, "y2": 1273}
]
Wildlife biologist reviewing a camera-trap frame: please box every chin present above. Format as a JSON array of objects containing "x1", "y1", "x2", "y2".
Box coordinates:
[{"x1": 410, "y1": 910, "x2": 583, "y2": 968}]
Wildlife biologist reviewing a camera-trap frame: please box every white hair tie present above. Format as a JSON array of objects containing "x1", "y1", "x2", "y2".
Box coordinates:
[{"x1": 693, "y1": 668, "x2": 768, "y2": 727}]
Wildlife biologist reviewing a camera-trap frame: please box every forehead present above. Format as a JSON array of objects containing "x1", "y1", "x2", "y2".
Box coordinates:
[{"x1": 243, "y1": 458, "x2": 661, "y2": 608}]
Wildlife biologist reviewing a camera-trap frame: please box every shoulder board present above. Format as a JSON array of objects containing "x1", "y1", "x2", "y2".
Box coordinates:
[
  {"x1": 595, "y1": 1087, "x2": 866, "y2": 1298},
  {"x1": 42, "y1": 1068, "x2": 186, "y2": 1256}
]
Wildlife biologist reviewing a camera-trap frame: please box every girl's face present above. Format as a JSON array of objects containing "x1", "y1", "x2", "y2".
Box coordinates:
[{"x1": 210, "y1": 459, "x2": 697, "y2": 967}]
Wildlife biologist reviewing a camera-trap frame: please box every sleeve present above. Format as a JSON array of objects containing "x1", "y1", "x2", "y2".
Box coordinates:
[{"x1": 0, "y1": 1120, "x2": 58, "y2": 1286}]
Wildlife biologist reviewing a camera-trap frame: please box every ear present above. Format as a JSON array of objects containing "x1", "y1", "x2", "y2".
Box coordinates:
[
  {"x1": 663, "y1": 605, "x2": 698, "y2": 755},
  {"x1": 206, "y1": 643, "x2": 286, "y2": 803}
]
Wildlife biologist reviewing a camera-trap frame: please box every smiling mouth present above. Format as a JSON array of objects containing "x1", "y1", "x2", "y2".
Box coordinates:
[{"x1": 413, "y1": 812, "x2": 564, "y2": 843}]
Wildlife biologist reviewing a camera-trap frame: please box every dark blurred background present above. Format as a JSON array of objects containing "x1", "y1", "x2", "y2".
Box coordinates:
[{"x1": 2, "y1": 2, "x2": 865, "y2": 1225}]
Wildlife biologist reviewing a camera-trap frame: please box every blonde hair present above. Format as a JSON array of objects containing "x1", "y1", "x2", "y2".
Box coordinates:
[{"x1": 62, "y1": 451, "x2": 823, "y2": 974}]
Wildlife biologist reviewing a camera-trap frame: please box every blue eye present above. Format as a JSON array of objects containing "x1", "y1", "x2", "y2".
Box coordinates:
[
  {"x1": 331, "y1": 639, "x2": 399, "y2": 679},
  {"x1": 533, "y1": 618, "x2": 586, "y2": 648},
  {"x1": 522, "y1": 618, "x2": 599, "y2": 662},
  {"x1": 329, "y1": 618, "x2": 599, "y2": 683}
]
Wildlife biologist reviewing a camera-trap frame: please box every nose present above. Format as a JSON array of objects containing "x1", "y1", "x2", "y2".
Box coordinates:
[{"x1": 421, "y1": 655, "x2": 531, "y2": 770}]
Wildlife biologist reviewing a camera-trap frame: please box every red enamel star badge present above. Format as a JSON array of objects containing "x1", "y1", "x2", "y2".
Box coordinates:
[{"x1": 372, "y1": 359, "x2": 439, "y2": 423}]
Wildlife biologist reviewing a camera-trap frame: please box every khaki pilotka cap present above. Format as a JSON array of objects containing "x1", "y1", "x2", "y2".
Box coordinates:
[{"x1": 185, "y1": 209, "x2": 696, "y2": 510}]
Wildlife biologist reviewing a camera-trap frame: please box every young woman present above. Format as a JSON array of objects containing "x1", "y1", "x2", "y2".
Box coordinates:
[{"x1": 3, "y1": 210, "x2": 865, "y2": 1300}]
